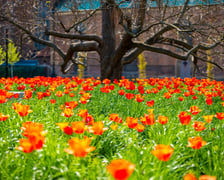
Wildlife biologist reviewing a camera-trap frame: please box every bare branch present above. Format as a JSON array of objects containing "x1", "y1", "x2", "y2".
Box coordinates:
[
  {"x1": 59, "y1": 8, "x2": 99, "y2": 33},
  {"x1": 64, "y1": 59, "x2": 87, "y2": 73},
  {"x1": 177, "y1": 0, "x2": 190, "y2": 23},
  {"x1": 132, "y1": 39, "x2": 224, "y2": 61},
  {"x1": 196, "y1": 65, "x2": 215, "y2": 80},
  {"x1": 132, "y1": 0, "x2": 147, "y2": 33},
  {"x1": 194, "y1": 54, "x2": 223, "y2": 70},
  {"x1": 71, "y1": 41, "x2": 100, "y2": 52},
  {"x1": 0, "y1": 15, "x2": 65, "y2": 59},
  {"x1": 45, "y1": 30, "x2": 103, "y2": 46},
  {"x1": 61, "y1": 41, "x2": 100, "y2": 73},
  {"x1": 122, "y1": 48, "x2": 143, "y2": 65},
  {"x1": 157, "y1": 37, "x2": 193, "y2": 50},
  {"x1": 146, "y1": 25, "x2": 176, "y2": 44}
]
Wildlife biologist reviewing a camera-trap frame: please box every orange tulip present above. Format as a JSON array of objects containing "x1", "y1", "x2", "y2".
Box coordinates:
[
  {"x1": 184, "y1": 173, "x2": 197, "y2": 180},
  {"x1": 216, "y1": 112, "x2": 224, "y2": 120},
  {"x1": 17, "y1": 85, "x2": 25, "y2": 91},
  {"x1": 190, "y1": 106, "x2": 202, "y2": 115},
  {"x1": 125, "y1": 93, "x2": 135, "y2": 100},
  {"x1": 140, "y1": 113, "x2": 155, "y2": 126},
  {"x1": 64, "y1": 136, "x2": 95, "y2": 157},
  {"x1": 140, "y1": 116, "x2": 147, "y2": 125},
  {"x1": 0, "y1": 89, "x2": 7, "y2": 96},
  {"x1": 189, "y1": 90, "x2": 195, "y2": 96},
  {"x1": 16, "y1": 139, "x2": 34, "y2": 153},
  {"x1": 103, "y1": 79, "x2": 111, "y2": 84},
  {"x1": 55, "y1": 91, "x2": 63, "y2": 97},
  {"x1": 13, "y1": 93, "x2": 19, "y2": 99},
  {"x1": 107, "y1": 159, "x2": 135, "y2": 180},
  {"x1": 82, "y1": 84, "x2": 93, "y2": 91},
  {"x1": 151, "y1": 144, "x2": 174, "y2": 161},
  {"x1": 138, "y1": 85, "x2": 144, "y2": 94},
  {"x1": 146, "y1": 89, "x2": 152, "y2": 94},
  {"x1": 77, "y1": 109, "x2": 88, "y2": 118},
  {"x1": 158, "y1": 115, "x2": 168, "y2": 125},
  {"x1": 174, "y1": 88, "x2": 181, "y2": 94},
  {"x1": 71, "y1": 121, "x2": 85, "y2": 134},
  {"x1": 83, "y1": 114, "x2": 95, "y2": 125},
  {"x1": 179, "y1": 96, "x2": 184, "y2": 101},
  {"x1": 135, "y1": 124, "x2": 145, "y2": 132},
  {"x1": 64, "y1": 89, "x2": 70, "y2": 94},
  {"x1": 192, "y1": 96, "x2": 198, "y2": 100},
  {"x1": 69, "y1": 93, "x2": 75, "y2": 97},
  {"x1": 146, "y1": 100, "x2": 154, "y2": 107},
  {"x1": 163, "y1": 92, "x2": 171, "y2": 99},
  {"x1": 24, "y1": 89, "x2": 32, "y2": 99},
  {"x1": 88, "y1": 121, "x2": 108, "y2": 135},
  {"x1": 126, "y1": 117, "x2": 138, "y2": 128},
  {"x1": 82, "y1": 92, "x2": 91, "y2": 100},
  {"x1": 145, "y1": 113, "x2": 155, "y2": 125},
  {"x1": 14, "y1": 104, "x2": 33, "y2": 117},
  {"x1": 79, "y1": 97, "x2": 88, "y2": 104},
  {"x1": 192, "y1": 121, "x2": 206, "y2": 131},
  {"x1": 6, "y1": 92, "x2": 14, "y2": 99},
  {"x1": 50, "y1": 99, "x2": 56, "y2": 104},
  {"x1": 125, "y1": 81, "x2": 135, "y2": 91},
  {"x1": 152, "y1": 88, "x2": 158, "y2": 94},
  {"x1": 65, "y1": 101, "x2": 78, "y2": 109},
  {"x1": 187, "y1": 136, "x2": 206, "y2": 149},
  {"x1": 25, "y1": 132, "x2": 45, "y2": 150},
  {"x1": 184, "y1": 92, "x2": 190, "y2": 97},
  {"x1": 63, "y1": 126, "x2": 73, "y2": 135},
  {"x1": 178, "y1": 111, "x2": 191, "y2": 125},
  {"x1": 21, "y1": 121, "x2": 45, "y2": 137},
  {"x1": 37, "y1": 92, "x2": 44, "y2": 100},
  {"x1": 110, "y1": 124, "x2": 118, "y2": 130},
  {"x1": 203, "y1": 115, "x2": 214, "y2": 123},
  {"x1": 44, "y1": 91, "x2": 51, "y2": 97},
  {"x1": 16, "y1": 122, "x2": 46, "y2": 153},
  {"x1": 100, "y1": 86, "x2": 111, "y2": 93},
  {"x1": 0, "y1": 95, "x2": 8, "y2": 104},
  {"x1": 0, "y1": 113, "x2": 9, "y2": 121},
  {"x1": 147, "y1": 109, "x2": 154, "y2": 114},
  {"x1": 12, "y1": 102, "x2": 21, "y2": 110},
  {"x1": 118, "y1": 90, "x2": 125, "y2": 96},
  {"x1": 135, "y1": 94, "x2": 144, "y2": 103},
  {"x1": 61, "y1": 108, "x2": 74, "y2": 118},
  {"x1": 49, "y1": 86, "x2": 56, "y2": 92},
  {"x1": 109, "y1": 114, "x2": 122, "y2": 123},
  {"x1": 56, "y1": 122, "x2": 69, "y2": 131},
  {"x1": 205, "y1": 97, "x2": 213, "y2": 105}
]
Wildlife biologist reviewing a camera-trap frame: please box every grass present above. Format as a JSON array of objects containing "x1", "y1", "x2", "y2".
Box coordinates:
[{"x1": 0, "y1": 76, "x2": 223, "y2": 180}]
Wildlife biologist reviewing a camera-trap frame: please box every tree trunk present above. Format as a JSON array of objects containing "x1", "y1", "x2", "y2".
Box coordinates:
[
  {"x1": 101, "y1": 0, "x2": 117, "y2": 80},
  {"x1": 101, "y1": 56, "x2": 123, "y2": 80}
]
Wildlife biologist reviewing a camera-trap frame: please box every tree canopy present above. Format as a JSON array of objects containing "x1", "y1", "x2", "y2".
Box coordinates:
[{"x1": 0, "y1": 42, "x2": 21, "y2": 65}]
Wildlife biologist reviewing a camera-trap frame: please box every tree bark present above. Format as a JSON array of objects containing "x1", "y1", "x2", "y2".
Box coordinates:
[{"x1": 101, "y1": 0, "x2": 116, "y2": 80}]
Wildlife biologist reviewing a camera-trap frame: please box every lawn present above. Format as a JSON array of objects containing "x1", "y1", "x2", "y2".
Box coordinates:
[{"x1": 0, "y1": 76, "x2": 223, "y2": 180}]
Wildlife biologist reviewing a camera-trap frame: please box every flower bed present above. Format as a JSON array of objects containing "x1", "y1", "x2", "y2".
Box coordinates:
[{"x1": 0, "y1": 76, "x2": 223, "y2": 180}]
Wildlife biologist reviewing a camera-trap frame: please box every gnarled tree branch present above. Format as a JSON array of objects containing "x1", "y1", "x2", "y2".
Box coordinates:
[
  {"x1": 61, "y1": 41, "x2": 100, "y2": 73},
  {"x1": 0, "y1": 15, "x2": 66, "y2": 59},
  {"x1": 45, "y1": 30, "x2": 103, "y2": 46}
]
